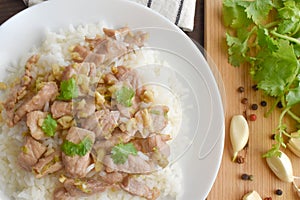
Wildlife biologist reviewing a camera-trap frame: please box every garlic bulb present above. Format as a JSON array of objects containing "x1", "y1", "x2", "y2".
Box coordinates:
[
  {"x1": 242, "y1": 191, "x2": 262, "y2": 200},
  {"x1": 287, "y1": 132, "x2": 300, "y2": 157},
  {"x1": 266, "y1": 150, "x2": 294, "y2": 182},
  {"x1": 230, "y1": 115, "x2": 249, "y2": 161}
]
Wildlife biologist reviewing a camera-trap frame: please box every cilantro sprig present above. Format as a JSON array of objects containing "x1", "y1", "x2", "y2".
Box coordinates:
[
  {"x1": 57, "y1": 78, "x2": 78, "y2": 101},
  {"x1": 61, "y1": 137, "x2": 93, "y2": 157},
  {"x1": 41, "y1": 114, "x2": 57, "y2": 137},
  {"x1": 223, "y1": 0, "x2": 300, "y2": 157},
  {"x1": 111, "y1": 142, "x2": 138, "y2": 164}
]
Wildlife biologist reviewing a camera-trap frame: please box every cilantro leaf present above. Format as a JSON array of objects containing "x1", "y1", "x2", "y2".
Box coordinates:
[
  {"x1": 277, "y1": 1, "x2": 300, "y2": 35},
  {"x1": 256, "y1": 28, "x2": 278, "y2": 52},
  {"x1": 115, "y1": 86, "x2": 135, "y2": 107},
  {"x1": 253, "y1": 39, "x2": 298, "y2": 97},
  {"x1": 61, "y1": 136, "x2": 93, "y2": 157},
  {"x1": 58, "y1": 78, "x2": 78, "y2": 101},
  {"x1": 244, "y1": 0, "x2": 274, "y2": 25},
  {"x1": 286, "y1": 79, "x2": 300, "y2": 107},
  {"x1": 111, "y1": 143, "x2": 138, "y2": 164},
  {"x1": 223, "y1": 0, "x2": 252, "y2": 28},
  {"x1": 41, "y1": 114, "x2": 57, "y2": 137}
]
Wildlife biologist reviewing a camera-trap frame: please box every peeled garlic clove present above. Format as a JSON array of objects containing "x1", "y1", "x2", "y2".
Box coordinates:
[
  {"x1": 287, "y1": 132, "x2": 300, "y2": 157},
  {"x1": 242, "y1": 190, "x2": 262, "y2": 200},
  {"x1": 230, "y1": 115, "x2": 249, "y2": 161},
  {"x1": 266, "y1": 150, "x2": 294, "y2": 182}
]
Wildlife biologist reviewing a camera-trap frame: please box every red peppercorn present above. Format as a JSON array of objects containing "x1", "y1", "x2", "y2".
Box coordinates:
[
  {"x1": 264, "y1": 197, "x2": 272, "y2": 200},
  {"x1": 249, "y1": 114, "x2": 257, "y2": 121}
]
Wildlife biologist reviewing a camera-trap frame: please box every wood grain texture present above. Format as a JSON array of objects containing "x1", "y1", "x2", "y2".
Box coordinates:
[{"x1": 205, "y1": 1, "x2": 300, "y2": 199}]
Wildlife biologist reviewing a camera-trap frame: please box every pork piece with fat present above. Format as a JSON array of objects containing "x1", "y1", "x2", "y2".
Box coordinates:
[
  {"x1": 120, "y1": 176, "x2": 160, "y2": 200},
  {"x1": 71, "y1": 45, "x2": 105, "y2": 66},
  {"x1": 99, "y1": 171, "x2": 127, "y2": 185},
  {"x1": 18, "y1": 136, "x2": 47, "y2": 171},
  {"x1": 14, "y1": 82, "x2": 58, "y2": 124},
  {"x1": 53, "y1": 187, "x2": 75, "y2": 200},
  {"x1": 51, "y1": 101, "x2": 73, "y2": 119},
  {"x1": 33, "y1": 151, "x2": 63, "y2": 178},
  {"x1": 4, "y1": 56, "x2": 41, "y2": 126},
  {"x1": 81, "y1": 109, "x2": 120, "y2": 139},
  {"x1": 133, "y1": 134, "x2": 171, "y2": 168},
  {"x1": 103, "y1": 154, "x2": 156, "y2": 174},
  {"x1": 62, "y1": 127, "x2": 95, "y2": 178},
  {"x1": 75, "y1": 97, "x2": 96, "y2": 119},
  {"x1": 62, "y1": 178, "x2": 109, "y2": 197},
  {"x1": 134, "y1": 105, "x2": 169, "y2": 138},
  {"x1": 26, "y1": 111, "x2": 48, "y2": 140},
  {"x1": 62, "y1": 62, "x2": 97, "y2": 81}
]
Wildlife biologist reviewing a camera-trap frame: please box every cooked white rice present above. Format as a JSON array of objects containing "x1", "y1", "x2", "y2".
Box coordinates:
[{"x1": 0, "y1": 22, "x2": 182, "y2": 200}]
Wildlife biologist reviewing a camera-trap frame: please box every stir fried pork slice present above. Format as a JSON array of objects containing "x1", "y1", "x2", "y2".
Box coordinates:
[
  {"x1": 62, "y1": 127, "x2": 95, "y2": 178},
  {"x1": 18, "y1": 136, "x2": 47, "y2": 171},
  {"x1": 133, "y1": 134, "x2": 171, "y2": 168},
  {"x1": 81, "y1": 110, "x2": 120, "y2": 139},
  {"x1": 124, "y1": 31, "x2": 149, "y2": 48},
  {"x1": 33, "y1": 151, "x2": 63, "y2": 178},
  {"x1": 99, "y1": 171, "x2": 127, "y2": 185},
  {"x1": 120, "y1": 176, "x2": 160, "y2": 200},
  {"x1": 63, "y1": 178, "x2": 109, "y2": 197},
  {"x1": 26, "y1": 111, "x2": 48, "y2": 140},
  {"x1": 71, "y1": 45, "x2": 106, "y2": 66},
  {"x1": 75, "y1": 97, "x2": 96, "y2": 118},
  {"x1": 114, "y1": 66, "x2": 141, "y2": 91},
  {"x1": 103, "y1": 154, "x2": 156, "y2": 174},
  {"x1": 94, "y1": 128, "x2": 133, "y2": 151},
  {"x1": 51, "y1": 101, "x2": 73, "y2": 119},
  {"x1": 135, "y1": 105, "x2": 169, "y2": 138},
  {"x1": 14, "y1": 82, "x2": 58, "y2": 124},
  {"x1": 103, "y1": 27, "x2": 129, "y2": 38},
  {"x1": 53, "y1": 187, "x2": 76, "y2": 200},
  {"x1": 62, "y1": 63, "x2": 97, "y2": 81},
  {"x1": 93, "y1": 38, "x2": 128, "y2": 62}
]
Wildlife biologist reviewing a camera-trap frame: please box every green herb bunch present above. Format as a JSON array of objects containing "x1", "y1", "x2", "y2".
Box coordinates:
[{"x1": 223, "y1": 0, "x2": 300, "y2": 157}]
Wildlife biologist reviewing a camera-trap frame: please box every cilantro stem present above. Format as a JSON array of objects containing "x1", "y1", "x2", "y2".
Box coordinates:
[
  {"x1": 264, "y1": 21, "x2": 280, "y2": 29},
  {"x1": 264, "y1": 97, "x2": 281, "y2": 118},
  {"x1": 270, "y1": 30, "x2": 300, "y2": 46},
  {"x1": 287, "y1": 111, "x2": 300, "y2": 123}
]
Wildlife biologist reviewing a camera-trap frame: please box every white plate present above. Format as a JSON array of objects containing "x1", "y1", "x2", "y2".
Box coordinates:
[{"x1": 0, "y1": 0, "x2": 225, "y2": 199}]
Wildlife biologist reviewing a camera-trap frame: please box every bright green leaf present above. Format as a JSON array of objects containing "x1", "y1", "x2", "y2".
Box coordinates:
[
  {"x1": 58, "y1": 78, "x2": 78, "y2": 101},
  {"x1": 41, "y1": 114, "x2": 57, "y2": 137},
  {"x1": 111, "y1": 143, "x2": 138, "y2": 164},
  {"x1": 61, "y1": 136, "x2": 93, "y2": 157},
  {"x1": 115, "y1": 86, "x2": 135, "y2": 107}
]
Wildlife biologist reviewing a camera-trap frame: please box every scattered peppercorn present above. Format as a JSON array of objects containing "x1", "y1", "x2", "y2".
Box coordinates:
[
  {"x1": 236, "y1": 156, "x2": 245, "y2": 164},
  {"x1": 241, "y1": 98, "x2": 248, "y2": 104},
  {"x1": 251, "y1": 104, "x2": 258, "y2": 110},
  {"x1": 241, "y1": 173, "x2": 249, "y2": 180},
  {"x1": 275, "y1": 189, "x2": 283, "y2": 196},
  {"x1": 237, "y1": 86, "x2": 245, "y2": 93},
  {"x1": 260, "y1": 100, "x2": 267, "y2": 107},
  {"x1": 252, "y1": 84, "x2": 259, "y2": 91},
  {"x1": 264, "y1": 197, "x2": 272, "y2": 200},
  {"x1": 241, "y1": 173, "x2": 253, "y2": 181},
  {"x1": 271, "y1": 134, "x2": 276, "y2": 140},
  {"x1": 277, "y1": 101, "x2": 283, "y2": 108},
  {"x1": 249, "y1": 114, "x2": 257, "y2": 121}
]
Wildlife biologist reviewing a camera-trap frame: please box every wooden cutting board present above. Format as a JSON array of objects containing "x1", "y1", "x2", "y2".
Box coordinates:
[{"x1": 205, "y1": 0, "x2": 300, "y2": 199}]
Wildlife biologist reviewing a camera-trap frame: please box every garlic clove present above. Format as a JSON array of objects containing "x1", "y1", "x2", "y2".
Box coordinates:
[
  {"x1": 266, "y1": 150, "x2": 294, "y2": 182},
  {"x1": 230, "y1": 115, "x2": 249, "y2": 161},
  {"x1": 242, "y1": 190, "x2": 262, "y2": 200},
  {"x1": 287, "y1": 132, "x2": 300, "y2": 157}
]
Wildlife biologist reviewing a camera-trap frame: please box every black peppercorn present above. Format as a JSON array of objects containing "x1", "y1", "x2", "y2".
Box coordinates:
[
  {"x1": 271, "y1": 134, "x2": 276, "y2": 140},
  {"x1": 260, "y1": 101, "x2": 267, "y2": 107},
  {"x1": 277, "y1": 101, "x2": 283, "y2": 108},
  {"x1": 251, "y1": 104, "x2": 258, "y2": 110},
  {"x1": 275, "y1": 189, "x2": 283, "y2": 196},
  {"x1": 252, "y1": 84, "x2": 259, "y2": 91},
  {"x1": 241, "y1": 174, "x2": 249, "y2": 180},
  {"x1": 237, "y1": 86, "x2": 245, "y2": 93}
]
